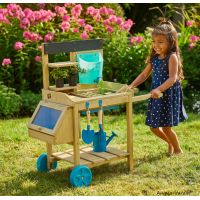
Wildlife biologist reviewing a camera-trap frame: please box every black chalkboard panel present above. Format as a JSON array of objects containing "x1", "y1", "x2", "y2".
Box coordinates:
[{"x1": 43, "y1": 39, "x2": 103, "y2": 54}]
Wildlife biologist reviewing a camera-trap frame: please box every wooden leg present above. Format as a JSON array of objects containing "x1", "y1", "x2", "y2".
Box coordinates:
[
  {"x1": 78, "y1": 112, "x2": 81, "y2": 138},
  {"x1": 102, "y1": 110, "x2": 104, "y2": 130},
  {"x1": 73, "y1": 104, "x2": 80, "y2": 167},
  {"x1": 46, "y1": 142, "x2": 53, "y2": 169},
  {"x1": 126, "y1": 94, "x2": 133, "y2": 171}
]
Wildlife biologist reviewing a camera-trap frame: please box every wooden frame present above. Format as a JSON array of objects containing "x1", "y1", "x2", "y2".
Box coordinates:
[{"x1": 30, "y1": 39, "x2": 164, "y2": 174}]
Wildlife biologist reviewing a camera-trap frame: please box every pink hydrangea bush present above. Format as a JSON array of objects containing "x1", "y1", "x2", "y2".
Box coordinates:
[
  {"x1": 62, "y1": 15, "x2": 70, "y2": 22},
  {"x1": 2, "y1": 58, "x2": 11, "y2": 66},
  {"x1": 14, "y1": 42, "x2": 24, "y2": 50},
  {"x1": 188, "y1": 35, "x2": 200, "y2": 51},
  {"x1": 0, "y1": 3, "x2": 132, "y2": 92},
  {"x1": 131, "y1": 36, "x2": 143, "y2": 45},
  {"x1": 55, "y1": 6, "x2": 67, "y2": 15},
  {"x1": 189, "y1": 35, "x2": 200, "y2": 43},
  {"x1": 35, "y1": 56, "x2": 42, "y2": 62},
  {"x1": 77, "y1": 18, "x2": 85, "y2": 27},
  {"x1": 106, "y1": 26, "x2": 114, "y2": 35},
  {"x1": 71, "y1": 4, "x2": 82, "y2": 18},
  {"x1": 186, "y1": 20, "x2": 194, "y2": 27},
  {"x1": 61, "y1": 22, "x2": 71, "y2": 32},
  {"x1": 81, "y1": 30, "x2": 88, "y2": 40},
  {"x1": 73, "y1": 28, "x2": 79, "y2": 34},
  {"x1": 84, "y1": 24, "x2": 93, "y2": 33},
  {"x1": 44, "y1": 32, "x2": 54, "y2": 42},
  {"x1": 38, "y1": 3, "x2": 45, "y2": 9}
]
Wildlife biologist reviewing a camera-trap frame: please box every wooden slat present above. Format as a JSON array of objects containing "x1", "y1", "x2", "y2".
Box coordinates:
[
  {"x1": 106, "y1": 147, "x2": 130, "y2": 157},
  {"x1": 46, "y1": 143, "x2": 53, "y2": 169},
  {"x1": 77, "y1": 83, "x2": 98, "y2": 90},
  {"x1": 127, "y1": 94, "x2": 133, "y2": 171},
  {"x1": 42, "y1": 89, "x2": 74, "y2": 107},
  {"x1": 70, "y1": 91, "x2": 102, "y2": 98},
  {"x1": 86, "y1": 155, "x2": 128, "y2": 169},
  {"x1": 49, "y1": 84, "x2": 80, "y2": 92},
  {"x1": 42, "y1": 44, "x2": 49, "y2": 89},
  {"x1": 80, "y1": 146, "x2": 117, "y2": 160},
  {"x1": 132, "y1": 93, "x2": 163, "y2": 103},
  {"x1": 77, "y1": 95, "x2": 129, "y2": 110},
  {"x1": 65, "y1": 149, "x2": 105, "y2": 164},
  {"x1": 48, "y1": 61, "x2": 80, "y2": 68},
  {"x1": 73, "y1": 104, "x2": 80, "y2": 167},
  {"x1": 28, "y1": 129, "x2": 55, "y2": 144},
  {"x1": 53, "y1": 152, "x2": 91, "y2": 165}
]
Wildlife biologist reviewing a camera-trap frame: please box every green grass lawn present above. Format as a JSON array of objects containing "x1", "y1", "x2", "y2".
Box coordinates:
[{"x1": 0, "y1": 113, "x2": 200, "y2": 196}]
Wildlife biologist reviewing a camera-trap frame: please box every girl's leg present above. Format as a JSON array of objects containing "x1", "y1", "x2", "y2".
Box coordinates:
[
  {"x1": 162, "y1": 127, "x2": 183, "y2": 154},
  {"x1": 150, "y1": 127, "x2": 173, "y2": 155}
]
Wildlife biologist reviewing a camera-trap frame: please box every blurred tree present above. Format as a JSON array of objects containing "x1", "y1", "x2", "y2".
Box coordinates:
[
  {"x1": 121, "y1": 3, "x2": 200, "y2": 34},
  {"x1": 120, "y1": 3, "x2": 168, "y2": 34}
]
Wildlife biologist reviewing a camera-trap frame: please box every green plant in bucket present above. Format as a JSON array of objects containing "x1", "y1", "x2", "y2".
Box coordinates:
[
  {"x1": 50, "y1": 67, "x2": 69, "y2": 80},
  {"x1": 67, "y1": 65, "x2": 87, "y2": 75}
]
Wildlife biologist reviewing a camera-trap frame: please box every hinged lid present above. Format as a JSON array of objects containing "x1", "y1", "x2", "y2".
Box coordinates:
[{"x1": 27, "y1": 100, "x2": 69, "y2": 136}]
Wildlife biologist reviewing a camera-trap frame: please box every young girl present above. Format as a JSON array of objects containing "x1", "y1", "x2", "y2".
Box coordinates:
[{"x1": 129, "y1": 20, "x2": 188, "y2": 155}]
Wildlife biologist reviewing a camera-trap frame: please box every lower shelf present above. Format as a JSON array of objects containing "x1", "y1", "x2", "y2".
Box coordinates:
[
  {"x1": 52, "y1": 146, "x2": 130, "y2": 168},
  {"x1": 48, "y1": 84, "x2": 80, "y2": 91}
]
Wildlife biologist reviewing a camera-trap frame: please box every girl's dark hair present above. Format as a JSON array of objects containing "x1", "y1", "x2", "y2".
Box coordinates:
[{"x1": 146, "y1": 20, "x2": 184, "y2": 83}]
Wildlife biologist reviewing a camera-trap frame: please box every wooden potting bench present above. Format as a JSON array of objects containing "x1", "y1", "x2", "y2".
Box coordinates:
[{"x1": 27, "y1": 39, "x2": 162, "y2": 183}]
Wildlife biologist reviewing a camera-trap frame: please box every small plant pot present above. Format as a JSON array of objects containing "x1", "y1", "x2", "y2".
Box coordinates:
[
  {"x1": 69, "y1": 74, "x2": 78, "y2": 86},
  {"x1": 55, "y1": 77, "x2": 64, "y2": 88}
]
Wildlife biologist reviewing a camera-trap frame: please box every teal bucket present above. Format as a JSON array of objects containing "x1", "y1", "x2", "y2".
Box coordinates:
[{"x1": 77, "y1": 52, "x2": 103, "y2": 84}]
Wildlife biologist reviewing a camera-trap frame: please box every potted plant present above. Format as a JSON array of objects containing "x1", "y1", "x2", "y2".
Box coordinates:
[
  {"x1": 50, "y1": 67, "x2": 68, "y2": 88},
  {"x1": 67, "y1": 65, "x2": 87, "y2": 86}
]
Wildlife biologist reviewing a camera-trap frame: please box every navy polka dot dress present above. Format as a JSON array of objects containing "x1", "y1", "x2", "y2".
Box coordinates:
[{"x1": 145, "y1": 52, "x2": 188, "y2": 128}]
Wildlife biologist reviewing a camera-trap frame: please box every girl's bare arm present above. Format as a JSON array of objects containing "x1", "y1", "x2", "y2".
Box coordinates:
[{"x1": 129, "y1": 63, "x2": 153, "y2": 89}]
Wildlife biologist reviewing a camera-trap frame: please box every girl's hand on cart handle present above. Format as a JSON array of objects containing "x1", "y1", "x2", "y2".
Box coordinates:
[
  {"x1": 150, "y1": 88, "x2": 162, "y2": 99},
  {"x1": 128, "y1": 84, "x2": 134, "y2": 89}
]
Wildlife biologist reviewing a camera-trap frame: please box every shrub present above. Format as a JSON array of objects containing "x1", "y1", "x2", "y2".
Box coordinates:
[
  {"x1": 110, "y1": 28, "x2": 153, "y2": 91},
  {"x1": 175, "y1": 10, "x2": 200, "y2": 112},
  {"x1": 0, "y1": 82, "x2": 41, "y2": 119},
  {"x1": 0, "y1": 81, "x2": 21, "y2": 118},
  {"x1": 19, "y1": 90, "x2": 42, "y2": 116},
  {"x1": 0, "y1": 3, "x2": 132, "y2": 93}
]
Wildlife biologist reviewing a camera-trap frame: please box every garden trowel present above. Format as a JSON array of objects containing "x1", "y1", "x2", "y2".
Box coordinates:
[{"x1": 82, "y1": 110, "x2": 95, "y2": 144}]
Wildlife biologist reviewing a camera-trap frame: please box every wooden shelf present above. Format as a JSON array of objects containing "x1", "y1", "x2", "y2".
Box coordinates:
[
  {"x1": 52, "y1": 146, "x2": 129, "y2": 169},
  {"x1": 48, "y1": 61, "x2": 80, "y2": 68},
  {"x1": 49, "y1": 84, "x2": 80, "y2": 91}
]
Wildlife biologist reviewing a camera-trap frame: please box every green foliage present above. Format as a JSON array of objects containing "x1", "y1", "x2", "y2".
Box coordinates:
[
  {"x1": 0, "y1": 85, "x2": 41, "y2": 119},
  {"x1": 132, "y1": 90, "x2": 150, "y2": 114},
  {"x1": 67, "y1": 65, "x2": 87, "y2": 75},
  {"x1": 103, "y1": 27, "x2": 153, "y2": 91},
  {"x1": 0, "y1": 3, "x2": 128, "y2": 93},
  {"x1": 19, "y1": 90, "x2": 42, "y2": 116},
  {"x1": 50, "y1": 67, "x2": 69, "y2": 80},
  {"x1": 0, "y1": 81, "x2": 21, "y2": 118},
  {"x1": 97, "y1": 79, "x2": 105, "y2": 95},
  {"x1": 177, "y1": 10, "x2": 200, "y2": 103},
  {"x1": 96, "y1": 79, "x2": 109, "y2": 95}
]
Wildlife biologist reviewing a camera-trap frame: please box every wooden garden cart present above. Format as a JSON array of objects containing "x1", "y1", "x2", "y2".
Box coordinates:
[{"x1": 27, "y1": 39, "x2": 162, "y2": 187}]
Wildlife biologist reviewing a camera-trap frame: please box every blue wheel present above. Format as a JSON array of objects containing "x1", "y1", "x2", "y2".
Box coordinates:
[
  {"x1": 37, "y1": 153, "x2": 57, "y2": 172},
  {"x1": 70, "y1": 165, "x2": 92, "y2": 187}
]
